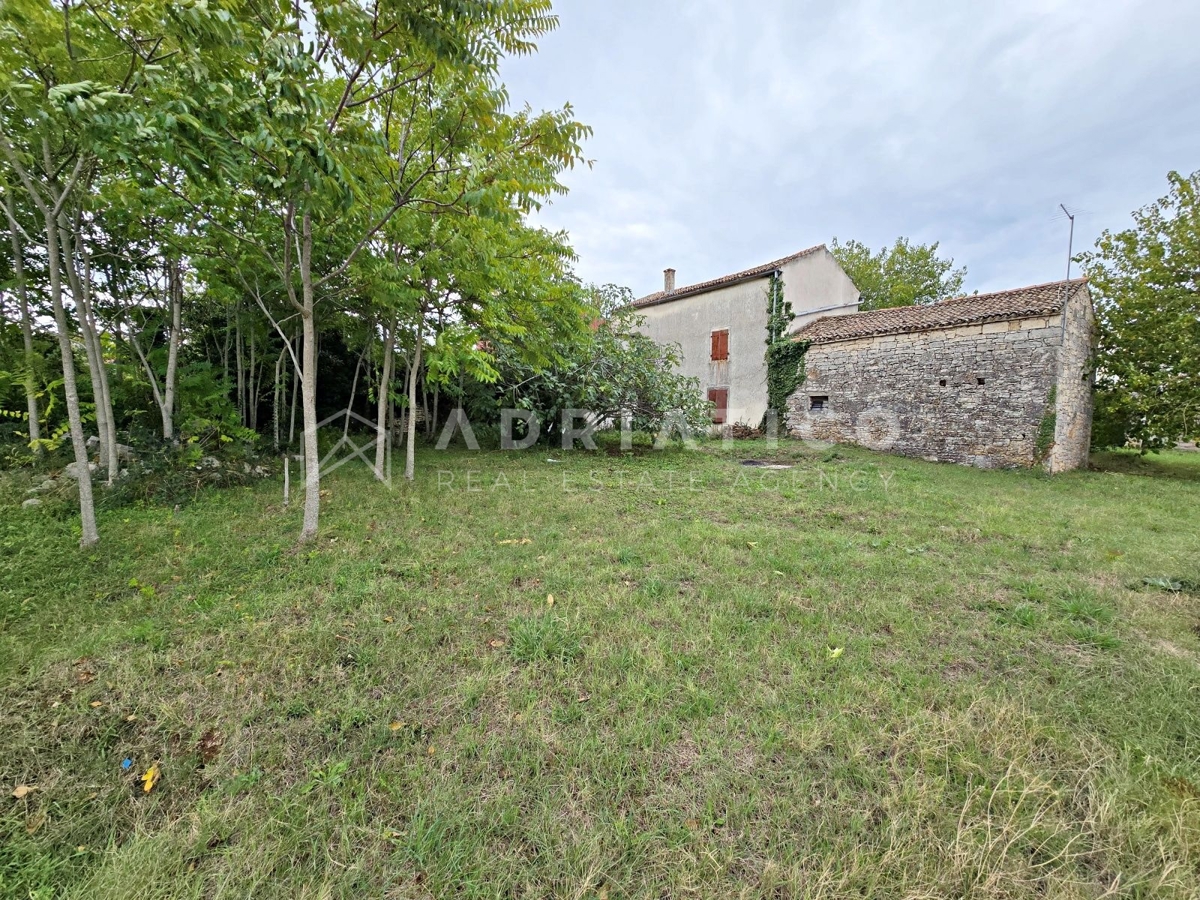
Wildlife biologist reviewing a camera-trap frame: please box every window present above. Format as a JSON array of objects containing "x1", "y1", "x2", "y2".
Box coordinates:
[
  {"x1": 810, "y1": 395, "x2": 828, "y2": 411},
  {"x1": 977, "y1": 377, "x2": 986, "y2": 385},
  {"x1": 708, "y1": 388, "x2": 729, "y2": 424},
  {"x1": 939, "y1": 379, "x2": 947, "y2": 387},
  {"x1": 710, "y1": 329, "x2": 729, "y2": 361}
]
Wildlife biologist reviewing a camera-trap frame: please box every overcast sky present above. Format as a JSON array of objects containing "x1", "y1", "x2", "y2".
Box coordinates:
[{"x1": 500, "y1": 0, "x2": 1200, "y2": 299}]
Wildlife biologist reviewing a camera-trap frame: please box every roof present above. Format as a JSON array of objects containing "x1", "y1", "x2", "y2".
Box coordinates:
[
  {"x1": 791, "y1": 278, "x2": 1088, "y2": 344},
  {"x1": 631, "y1": 244, "x2": 826, "y2": 309}
]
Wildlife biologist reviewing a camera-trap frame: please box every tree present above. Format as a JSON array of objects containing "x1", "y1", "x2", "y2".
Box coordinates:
[
  {"x1": 1, "y1": 190, "x2": 43, "y2": 456},
  {"x1": 0, "y1": 0, "x2": 235, "y2": 544},
  {"x1": 464, "y1": 299, "x2": 711, "y2": 442},
  {"x1": 1080, "y1": 170, "x2": 1200, "y2": 449},
  {"x1": 831, "y1": 236, "x2": 967, "y2": 311},
  {"x1": 170, "y1": 0, "x2": 587, "y2": 540},
  {"x1": 0, "y1": 0, "x2": 593, "y2": 550}
]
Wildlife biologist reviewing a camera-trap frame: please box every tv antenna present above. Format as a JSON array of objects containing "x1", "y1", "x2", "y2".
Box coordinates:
[{"x1": 1059, "y1": 203, "x2": 1076, "y2": 282}]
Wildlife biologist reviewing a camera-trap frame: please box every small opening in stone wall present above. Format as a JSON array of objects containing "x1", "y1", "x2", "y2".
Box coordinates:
[
  {"x1": 810, "y1": 396, "x2": 828, "y2": 411},
  {"x1": 939, "y1": 379, "x2": 947, "y2": 387},
  {"x1": 977, "y1": 377, "x2": 986, "y2": 385}
]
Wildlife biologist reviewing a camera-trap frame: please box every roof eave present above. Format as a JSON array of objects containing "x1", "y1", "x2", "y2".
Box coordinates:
[{"x1": 632, "y1": 267, "x2": 780, "y2": 309}]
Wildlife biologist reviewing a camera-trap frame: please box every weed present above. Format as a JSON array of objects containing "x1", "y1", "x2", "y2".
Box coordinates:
[{"x1": 508, "y1": 614, "x2": 582, "y2": 664}]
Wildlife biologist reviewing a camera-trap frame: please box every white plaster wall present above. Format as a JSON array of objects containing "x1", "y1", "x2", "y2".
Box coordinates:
[
  {"x1": 635, "y1": 248, "x2": 859, "y2": 426},
  {"x1": 782, "y1": 248, "x2": 862, "y2": 334},
  {"x1": 637, "y1": 278, "x2": 768, "y2": 426}
]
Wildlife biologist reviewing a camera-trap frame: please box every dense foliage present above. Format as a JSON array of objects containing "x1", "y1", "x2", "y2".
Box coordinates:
[
  {"x1": 459, "y1": 287, "x2": 711, "y2": 444},
  {"x1": 831, "y1": 236, "x2": 967, "y2": 310},
  {"x1": 0, "y1": 0, "x2": 694, "y2": 545},
  {"x1": 763, "y1": 273, "x2": 806, "y2": 426},
  {"x1": 1080, "y1": 170, "x2": 1200, "y2": 449}
]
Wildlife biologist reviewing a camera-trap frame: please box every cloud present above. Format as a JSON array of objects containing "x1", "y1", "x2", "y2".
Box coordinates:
[{"x1": 502, "y1": 0, "x2": 1200, "y2": 296}]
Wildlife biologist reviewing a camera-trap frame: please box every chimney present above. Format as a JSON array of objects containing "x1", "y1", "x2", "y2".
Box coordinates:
[{"x1": 663, "y1": 268, "x2": 676, "y2": 292}]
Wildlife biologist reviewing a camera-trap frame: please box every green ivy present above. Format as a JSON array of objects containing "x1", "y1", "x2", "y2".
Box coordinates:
[
  {"x1": 1035, "y1": 385, "x2": 1058, "y2": 462},
  {"x1": 764, "y1": 273, "x2": 808, "y2": 425}
]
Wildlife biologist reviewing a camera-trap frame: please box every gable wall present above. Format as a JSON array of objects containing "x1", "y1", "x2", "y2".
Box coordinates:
[
  {"x1": 637, "y1": 277, "x2": 771, "y2": 426},
  {"x1": 785, "y1": 315, "x2": 1067, "y2": 468}
]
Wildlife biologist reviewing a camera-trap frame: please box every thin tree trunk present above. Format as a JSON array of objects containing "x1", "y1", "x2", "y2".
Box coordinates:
[
  {"x1": 3, "y1": 194, "x2": 41, "y2": 456},
  {"x1": 429, "y1": 383, "x2": 440, "y2": 441},
  {"x1": 222, "y1": 307, "x2": 231, "y2": 389},
  {"x1": 249, "y1": 329, "x2": 259, "y2": 431},
  {"x1": 163, "y1": 257, "x2": 182, "y2": 442},
  {"x1": 299, "y1": 209, "x2": 320, "y2": 541},
  {"x1": 87, "y1": 250, "x2": 118, "y2": 480},
  {"x1": 375, "y1": 316, "x2": 394, "y2": 479},
  {"x1": 421, "y1": 375, "x2": 430, "y2": 438},
  {"x1": 273, "y1": 347, "x2": 285, "y2": 450},
  {"x1": 59, "y1": 212, "x2": 117, "y2": 481},
  {"x1": 343, "y1": 338, "x2": 368, "y2": 439},
  {"x1": 405, "y1": 314, "x2": 425, "y2": 482},
  {"x1": 45, "y1": 213, "x2": 99, "y2": 546},
  {"x1": 129, "y1": 327, "x2": 167, "y2": 430},
  {"x1": 235, "y1": 306, "x2": 245, "y2": 427},
  {"x1": 289, "y1": 327, "x2": 299, "y2": 446}
]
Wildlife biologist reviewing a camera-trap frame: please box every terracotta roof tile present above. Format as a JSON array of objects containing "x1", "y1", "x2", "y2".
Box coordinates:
[
  {"x1": 631, "y1": 244, "x2": 826, "y2": 308},
  {"x1": 792, "y1": 278, "x2": 1088, "y2": 344}
]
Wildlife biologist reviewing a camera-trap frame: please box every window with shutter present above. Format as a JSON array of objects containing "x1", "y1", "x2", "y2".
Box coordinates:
[
  {"x1": 708, "y1": 388, "x2": 729, "y2": 424},
  {"x1": 711, "y1": 329, "x2": 729, "y2": 361}
]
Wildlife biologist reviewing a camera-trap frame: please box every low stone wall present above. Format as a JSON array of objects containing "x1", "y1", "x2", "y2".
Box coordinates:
[{"x1": 785, "y1": 316, "x2": 1064, "y2": 468}]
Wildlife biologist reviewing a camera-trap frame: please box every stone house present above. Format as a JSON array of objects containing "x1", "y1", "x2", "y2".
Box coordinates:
[
  {"x1": 785, "y1": 278, "x2": 1095, "y2": 472},
  {"x1": 632, "y1": 245, "x2": 860, "y2": 427}
]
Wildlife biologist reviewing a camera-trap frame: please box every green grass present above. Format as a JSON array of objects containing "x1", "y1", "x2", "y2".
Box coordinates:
[{"x1": 2, "y1": 441, "x2": 1199, "y2": 898}]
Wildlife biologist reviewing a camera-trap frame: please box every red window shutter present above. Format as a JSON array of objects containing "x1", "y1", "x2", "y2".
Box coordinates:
[
  {"x1": 711, "y1": 329, "x2": 729, "y2": 361},
  {"x1": 708, "y1": 388, "x2": 728, "y2": 424}
]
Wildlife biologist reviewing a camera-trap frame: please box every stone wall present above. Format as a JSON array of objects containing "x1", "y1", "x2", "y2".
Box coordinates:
[
  {"x1": 785, "y1": 316, "x2": 1068, "y2": 469},
  {"x1": 1049, "y1": 284, "x2": 1096, "y2": 472}
]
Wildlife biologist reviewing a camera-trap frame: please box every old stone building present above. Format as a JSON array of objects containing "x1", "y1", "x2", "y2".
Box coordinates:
[{"x1": 785, "y1": 279, "x2": 1095, "y2": 471}]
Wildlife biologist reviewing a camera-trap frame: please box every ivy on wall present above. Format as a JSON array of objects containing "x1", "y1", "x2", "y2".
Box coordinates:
[
  {"x1": 1035, "y1": 385, "x2": 1058, "y2": 463},
  {"x1": 764, "y1": 273, "x2": 809, "y2": 425}
]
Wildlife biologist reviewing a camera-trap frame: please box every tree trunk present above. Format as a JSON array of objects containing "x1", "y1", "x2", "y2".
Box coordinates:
[
  {"x1": 273, "y1": 347, "x2": 285, "y2": 450},
  {"x1": 405, "y1": 315, "x2": 425, "y2": 482},
  {"x1": 429, "y1": 383, "x2": 440, "y2": 441},
  {"x1": 4, "y1": 195, "x2": 42, "y2": 457},
  {"x1": 250, "y1": 329, "x2": 261, "y2": 432},
  {"x1": 375, "y1": 316, "x2": 394, "y2": 479},
  {"x1": 235, "y1": 306, "x2": 245, "y2": 427},
  {"x1": 289, "y1": 329, "x2": 299, "y2": 447},
  {"x1": 299, "y1": 209, "x2": 320, "y2": 541},
  {"x1": 344, "y1": 340, "x2": 367, "y2": 439},
  {"x1": 129, "y1": 326, "x2": 167, "y2": 435},
  {"x1": 59, "y1": 213, "x2": 117, "y2": 481},
  {"x1": 222, "y1": 307, "x2": 232, "y2": 389},
  {"x1": 163, "y1": 257, "x2": 182, "y2": 442},
  {"x1": 45, "y1": 213, "x2": 99, "y2": 546}
]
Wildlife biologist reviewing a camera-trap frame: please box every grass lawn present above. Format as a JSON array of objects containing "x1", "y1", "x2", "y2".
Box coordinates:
[{"x1": 2, "y1": 440, "x2": 1199, "y2": 899}]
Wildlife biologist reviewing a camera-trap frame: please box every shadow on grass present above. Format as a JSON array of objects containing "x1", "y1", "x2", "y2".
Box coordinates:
[{"x1": 1090, "y1": 449, "x2": 1200, "y2": 482}]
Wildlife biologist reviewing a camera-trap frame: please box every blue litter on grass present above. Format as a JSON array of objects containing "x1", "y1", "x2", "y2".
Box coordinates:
[{"x1": 121, "y1": 758, "x2": 133, "y2": 770}]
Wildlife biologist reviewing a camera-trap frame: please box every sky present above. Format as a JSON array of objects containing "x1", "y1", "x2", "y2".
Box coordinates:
[{"x1": 499, "y1": 0, "x2": 1200, "y2": 299}]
